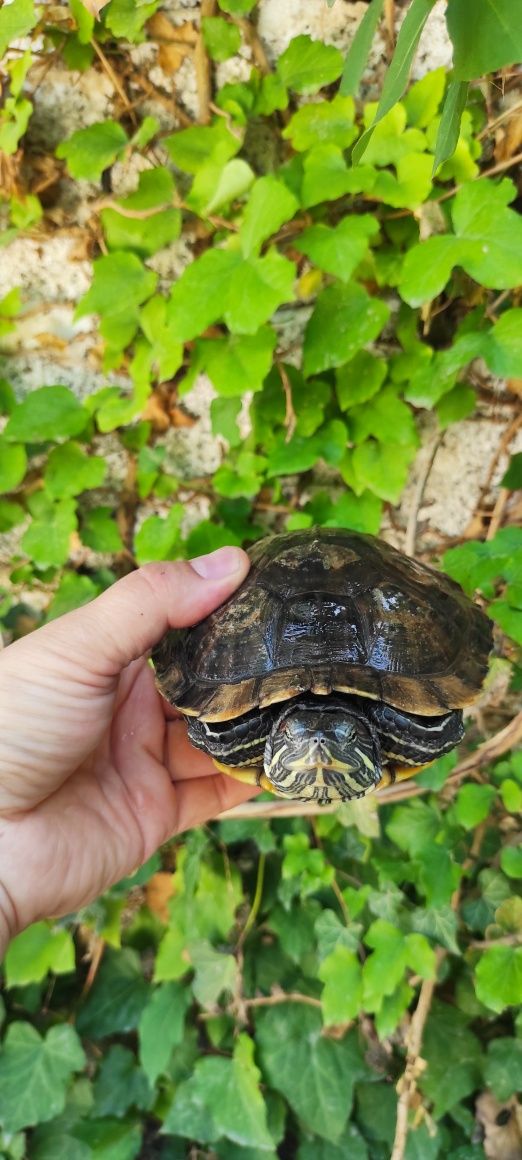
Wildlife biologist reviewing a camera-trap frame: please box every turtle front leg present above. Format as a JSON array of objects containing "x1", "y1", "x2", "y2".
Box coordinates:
[{"x1": 367, "y1": 702, "x2": 464, "y2": 767}]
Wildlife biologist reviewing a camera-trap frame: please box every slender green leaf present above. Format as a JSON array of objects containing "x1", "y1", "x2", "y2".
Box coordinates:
[
  {"x1": 433, "y1": 80, "x2": 469, "y2": 171},
  {"x1": 340, "y1": 0, "x2": 385, "y2": 96}
]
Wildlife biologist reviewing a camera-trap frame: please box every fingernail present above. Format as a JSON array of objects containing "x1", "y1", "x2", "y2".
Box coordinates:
[{"x1": 190, "y1": 546, "x2": 245, "y2": 580}]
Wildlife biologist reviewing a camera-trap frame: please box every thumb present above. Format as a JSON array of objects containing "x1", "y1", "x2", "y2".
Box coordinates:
[{"x1": 17, "y1": 547, "x2": 250, "y2": 679}]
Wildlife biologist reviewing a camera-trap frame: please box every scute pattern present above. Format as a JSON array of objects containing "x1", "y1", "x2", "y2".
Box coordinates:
[{"x1": 153, "y1": 528, "x2": 493, "y2": 722}]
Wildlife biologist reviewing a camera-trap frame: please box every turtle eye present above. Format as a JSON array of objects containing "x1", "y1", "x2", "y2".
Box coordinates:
[{"x1": 334, "y1": 722, "x2": 356, "y2": 743}]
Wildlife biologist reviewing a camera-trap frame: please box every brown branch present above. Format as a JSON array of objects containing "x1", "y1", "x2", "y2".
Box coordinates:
[
  {"x1": 390, "y1": 963, "x2": 440, "y2": 1160},
  {"x1": 244, "y1": 991, "x2": 322, "y2": 1010},
  {"x1": 237, "y1": 17, "x2": 271, "y2": 74},
  {"x1": 277, "y1": 360, "x2": 297, "y2": 443},
  {"x1": 91, "y1": 39, "x2": 135, "y2": 123},
  {"x1": 404, "y1": 432, "x2": 444, "y2": 558},
  {"x1": 194, "y1": 0, "x2": 216, "y2": 124}
]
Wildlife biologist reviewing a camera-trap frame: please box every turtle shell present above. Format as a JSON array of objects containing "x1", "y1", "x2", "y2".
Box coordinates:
[{"x1": 153, "y1": 528, "x2": 493, "y2": 722}]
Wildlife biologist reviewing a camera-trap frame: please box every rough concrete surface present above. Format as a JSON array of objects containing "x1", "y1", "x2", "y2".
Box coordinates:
[{"x1": 0, "y1": 0, "x2": 516, "y2": 574}]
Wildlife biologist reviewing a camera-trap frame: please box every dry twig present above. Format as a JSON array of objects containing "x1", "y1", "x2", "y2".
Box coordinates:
[
  {"x1": 194, "y1": 0, "x2": 216, "y2": 124},
  {"x1": 404, "y1": 432, "x2": 444, "y2": 558}
]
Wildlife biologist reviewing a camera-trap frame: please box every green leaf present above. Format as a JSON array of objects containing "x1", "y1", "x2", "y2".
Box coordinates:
[
  {"x1": 196, "y1": 158, "x2": 254, "y2": 215},
  {"x1": 400, "y1": 180, "x2": 522, "y2": 305},
  {"x1": 404, "y1": 68, "x2": 446, "y2": 128},
  {"x1": 485, "y1": 309, "x2": 522, "y2": 378},
  {"x1": 81, "y1": 507, "x2": 123, "y2": 554},
  {"x1": 0, "y1": 438, "x2": 26, "y2": 492},
  {"x1": 0, "y1": 499, "x2": 25, "y2": 533},
  {"x1": 475, "y1": 945, "x2": 522, "y2": 1012},
  {"x1": 92, "y1": 1046, "x2": 152, "y2": 1118},
  {"x1": 76, "y1": 948, "x2": 149, "y2": 1038},
  {"x1": 435, "y1": 384, "x2": 476, "y2": 428},
  {"x1": 256, "y1": 1005, "x2": 365, "y2": 1143},
  {"x1": 336, "y1": 351, "x2": 387, "y2": 409},
  {"x1": 387, "y1": 799, "x2": 441, "y2": 857},
  {"x1": 103, "y1": 0, "x2": 160, "y2": 40},
  {"x1": 0, "y1": 1023, "x2": 85, "y2": 1135},
  {"x1": 375, "y1": 980, "x2": 414, "y2": 1039},
  {"x1": 454, "y1": 784, "x2": 496, "y2": 830},
  {"x1": 5, "y1": 387, "x2": 89, "y2": 443},
  {"x1": 446, "y1": 0, "x2": 522, "y2": 80},
  {"x1": 46, "y1": 573, "x2": 99, "y2": 620},
  {"x1": 22, "y1": 497, "x2": 77, "y2": 569},
  {"x1": 349, "y1": 386, "x2": 417, "y2": 446},
  {"x1": 168, "y1": 249, "x2": 294, "y2": 340},
  {"x1": 202, "y1": 15, "x2": 241, "y2": 61},
  {"x1": 277, "y1": 35, "x2": 343, "y2": 94},
  {"x1": 298, "y1": 1123, "x2": 369, "y2": 1160},
  {"x1": 500, "y1": 846, "x2": 522, "y2": 879},
  {"x1": 218, "y1": 0, "x2": 255, "y2": 13},
  {"x1": 409, "y1": 906, "x2": 460, "y2": 954},
  {"x1": 420, "y1": 1001, "x2": 483, "y2": 1117},
  {"x1": 138, "y1": 982, "x2": 190, "y2": 1086},
  {"x1": 134, "y1": 504, "x2": 184, "y2": 565},
  {"x1": 0, "y1": 0, "x2": 36, "y2": 58},
  {"x1": 296, "y1": 216, "x2": 378, "y2": 282},
  {"x1": 225, "y1": 251, "x2": 296, "y2": 334},
  {"x1": 101, "y1": 169, "x2": 180, "y2": 258},
  {"x1": 240, "y1": 176, "x2": 298, "y2": 257},
  {"x1": 195, "y1": 327, "x2": 276, "y2": 397},
  {"x1": 77, "y1": 252, "x2": 157, "y2": 335},
  {"x1": 283, "y1": 95, "x2": 357, "y2": 152},
  {"x1": 363, "y1": 921, "x2": 409, "y2": 1011},
  {"x1": 303, "y1": 284, "x2": 389, "y2": 376},
  {"x1": 501, "y1": 452, "x2": 522, "y2": 489},
  {"x1": 189, "y1": 939, "x2": 239, "y2": 1009},
  {"x1": 164, "y1": 119, "x2": 240, "y2": 174},
  {"x1": 483, "y1": 1037, "x2": 522, "y2": 1102},
  {"x1": 323, "y1": 489, "x2": 383, "y2": 535},
  {"x1": 4, "y1": 923, "x2": 75, "y2": 988},
  {"x1": 319, "y1": 947, "x2": 363, "y2": 1026},
  {"x1": 433, "y1": 80, "x2": 469, "y2": 171},
  {"x1": 353, "y1": 0, "x2": 437, "y2": 163},
  {"x1": 44, "y1": 442, "x2": 106, "y2": 498},
  {"x1": 301, "y1": 145, "x2": 372, "y2": 208},
  {"x1": 163, "y1": 1034, "x2": 273, "y2": 1150},
  {"x1": 340, "y1": 0, "x2": 385, "y2": 96},
  {"x1": 56, "y1": 121, "x2": 128, "y2": 181},
  {"x1": 351, "y1": 440, "x2": 415, "y2": 503}
]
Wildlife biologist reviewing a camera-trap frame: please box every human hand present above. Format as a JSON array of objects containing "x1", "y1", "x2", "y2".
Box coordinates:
[{"x1": 0, "y1": 548, "x2": 257, "y2": 952}]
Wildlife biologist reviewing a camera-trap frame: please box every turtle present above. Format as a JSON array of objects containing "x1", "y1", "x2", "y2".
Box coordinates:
[{"x1": 152, "y1": 528, "x2": 493, "y2": 805}]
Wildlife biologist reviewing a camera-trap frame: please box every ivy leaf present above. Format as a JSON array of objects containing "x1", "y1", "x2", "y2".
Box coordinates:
[
  {"x1": 404, "y1": 68, "x2": 446, "y2": 128},
  {"x1": 4, "y1": 922, "x2": 75, "y2": 987},
  {"x1": 101, "y1": 168, "x2": 180, "y2": 258},
  {"x1": 446, "y1": 0, "x2": 522, "y2": 79},
  {"x1": 0, "y1": 1023, "x2": 85, "y2": 1135},
  {"x1": 194, "y1": 327, "x2": 276, "y2": 397},
  {"x1": 224, "y1": 251, "x2": 296, "y2": 334},
  {"x1": 500, "y1": 846, "x2": 522, "y2": 879},
  {"x1": 81, "y1": 507, "x2": 123, "y2": 554},
  {"x1": 319, "y1": 947, "x2": 363, "y2": 1026},
  {"x1": 202, "y1": 15, "x2": 241, "y2": 61},
  {"x1": 420, "y1": 1001, "x2": 483, "y2": 1117},
  {"x1": 257, "y1": 1005, "x2": 366, "y2": 1142},
  {"x1": 400, "y1": 180, "x2": 522, "y2": 305},
  {"x1": 134, "y1": 504, "x2": 184, "y2": 565},
  {"x1": 189, "y1": 939, "x2": 239, "y2": 1009},
  {"x1": 350, "y1": 440, "x2": 416, "y2": 503},
  {"x1": 22, "y1": 496, "x2": 77, "y2": 569},
  {"x1": 0, "y1": 0, "x2": 37, "y2": 57},
  {"x1": 301, "y1": 146, "x2": 376, "y2": 208},
  {"x1": 44, "y1": 442, "x2": 106, "y2": 498},
  {"x1": 56, "y1": 120, "x2": 128, "y2": 181},
  {"x1": 164, "y1": 119, "x2": 240, "y2": 174},
  {"x1": 483, "y1": 1038, "x2": 522, "y2": 1102},
  {"x1": 92, "y1": 1046, "x2": 152, "y2": 1118},
  {"x1": 76, "y1": 948, "x2": 149, "y2": 1038},
  {"x1": 296, "y1": 216, "x2": 378, "y2": 282},
  {"x1": 375, "y1": 980, "x2": 414, "y2": 1040},
  {"x1": 163, "y1": 1034, "x2": 273, "y2": 1150},
  {"x1": 103, "y1": 0, "x2": 160, "y2": 40},
  {"x1": 336, "y1": 351, "x2": 387, "y2": 410},
  {"x1": 362, "y1": 921, "x2": 409, "y2": 1011},
  {"x1": 138, "y1": 982, "x2": 190, "y2": 1086},
  {"x1": 349, "y1": 387, "x2": 417, "y2": 446},
  {"x1": 283, "y1": 95, "x2": 357, "y2": 152},
  {"x1": 0, "y1": 499, "x2": 25, "y2": 533},
  {"x1": 0, "y1": 438, "x2": 26, "y2": 492},
  {"x1": 239, "y1": 176, "x2": 298, "y2": 257},
  {"x1": 192, "y1": 158, "x2": 254, "y2": 216},
  {"x1": 453, "y1": 784, "x2": 496, "y2": 830},
  {"x1": 485, "y1": 309, "x2": 522, "y2": 377},
  {"x1": 303, "y1": 284, "x2": 389, "y2": 376},
  {"x1": 475, "y1": 945, "x2": 522, "y2": 1013},
  {"x1": 77, "y1": 252, "x2": 157, "y2": 334},
  {"x1": 408, "y1": 906, "x2": 460, "y2": 955},
  {"x1": 5, "y1": 387, "x2": 89, "y2": 443},
  {"x1": 277, "y1": 35, "x2": 343, "y2": 94}
]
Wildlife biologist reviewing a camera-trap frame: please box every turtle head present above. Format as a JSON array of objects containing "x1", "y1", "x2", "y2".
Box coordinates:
[{"x1": 263, "y1": 697, "x2": 381, "y2": 804}]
